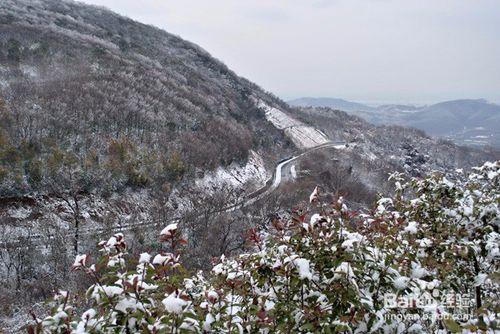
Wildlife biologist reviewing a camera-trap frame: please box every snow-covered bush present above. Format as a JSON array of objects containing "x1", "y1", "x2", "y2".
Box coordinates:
[{"x1": 31, "y1": 162, "x2": 499, "y2": 333}]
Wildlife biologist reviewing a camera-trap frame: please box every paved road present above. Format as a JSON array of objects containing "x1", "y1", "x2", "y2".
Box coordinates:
[
  {"x1": 1, "y1": 141, "x2": 346, "y2": 249},
  {"x1": 276, "y1": 141, "x2": 347, "y2": 186},
  {"x1": 244, "y1": 141, "x2": 346, "y2": 207}
]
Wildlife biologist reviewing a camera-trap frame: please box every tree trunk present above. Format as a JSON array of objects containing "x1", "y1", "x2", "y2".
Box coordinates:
[
  {"x1": 73, "y1": 217, "x2": 79, "y2": 255},
  {"x1": 72, "y1": 195, "x2": 80, "y2": 255}
]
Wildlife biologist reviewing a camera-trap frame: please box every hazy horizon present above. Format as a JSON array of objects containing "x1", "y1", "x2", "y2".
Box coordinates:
[
  {"x1": 287, "y1": 96, "x2": 500, "y2": 107},
  {"x1": 81, "y1": 0, "x2": 500, "y2": 105}
]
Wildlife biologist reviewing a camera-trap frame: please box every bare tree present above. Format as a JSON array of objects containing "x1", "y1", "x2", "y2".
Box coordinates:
[
  {"x1": 179, "y1": 184, "x2": 251, "y2": 269},
  {"x1": 46, "y1": 149, "x2": 87, "y2": 255}
]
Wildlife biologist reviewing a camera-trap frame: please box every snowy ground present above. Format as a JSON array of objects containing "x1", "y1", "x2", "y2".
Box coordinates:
[
  {"x1": 290, "y1": 165, "x2": 297, "y2": 179},
  {"x1": 194, "y1": 150, "x2": 270, "y2": 193},
  {"x1": 256, "y1": 101, "x2": 330, "y2": 149}
]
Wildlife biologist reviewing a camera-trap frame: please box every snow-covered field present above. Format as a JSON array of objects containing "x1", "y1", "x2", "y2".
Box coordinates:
[{"x1": 257, "y1": 101, "x2": 330, "y2": 149}]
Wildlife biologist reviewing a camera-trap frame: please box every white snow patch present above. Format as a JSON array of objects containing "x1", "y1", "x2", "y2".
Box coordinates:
[
  {"x1": 284, "y1": 126, "x2": 330, "y2": 149},
  {"x1": 411, "y1": 263, "x2": 428, "y2": 279},
  {"x1": 256, "y1": 101, "x2": 330, "y2": 149},
  {"x1": 115, "y1": 296, "x2": 142, "y2": 313},
  {"x1": 290, "y1": 165, "x2": 297, "y2": 179},
  {"x1": 160, "y1": 223, "x2": 178, "y2": 237},
  {"x1": 162, "y1": 293, "x2": 188, "y2": 314},
  {"x1": 364, "y1": 150, "x2": 378, "y2": 161},
  {"x1": 403, "y1": 221, "x2": 418, "y2": 234},
  {"x1": 309, "y1": 186, "x2": 319, "y2": 203},
  {"x1": 292, "y1": 258, "x2": 313, "y2": 280},
  {"x1": 139, "y1": 253, "x2": 151, "y2": 264},
  {"x1": 334, "y1": 262, "x2": 356, "y2": 280},
  {"x1": 20, "y1": 65, "x2": 38, "y2": 78},
  {"x1": 194, "y1": 150, "x2": 269, "y2": 193},
  {"x1": 393, "y1": 276, "x2": 409, "y2": 290},
  {"x1": 8, "y1": 207, "x2": 32, "y2": 219}
]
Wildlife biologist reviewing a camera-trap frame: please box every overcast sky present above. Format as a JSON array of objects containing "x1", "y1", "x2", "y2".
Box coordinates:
[{"x1": 81, "y1": 0, "x2": 500, "y2": 105}]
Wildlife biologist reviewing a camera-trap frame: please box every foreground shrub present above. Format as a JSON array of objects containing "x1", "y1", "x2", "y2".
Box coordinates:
[{"x1": 31, "y1": 162, "x2": 499, "y2": 333}]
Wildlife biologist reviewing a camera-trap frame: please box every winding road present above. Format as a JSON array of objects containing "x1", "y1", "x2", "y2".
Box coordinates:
[
  {"x1": 0, "y1": 141, "x2": 346, "y2": 249},
  {"x1": 243, "y1": 141, "x2": 346, "y2": 207}
]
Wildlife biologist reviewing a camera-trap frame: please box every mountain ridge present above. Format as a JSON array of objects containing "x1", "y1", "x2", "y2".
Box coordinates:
[
  {"x1": 288, "y1": 97, "x2": 375, "y2": 112},
  {"x1": 288, "y1": 97, "x2": 500, "y2": 147}
]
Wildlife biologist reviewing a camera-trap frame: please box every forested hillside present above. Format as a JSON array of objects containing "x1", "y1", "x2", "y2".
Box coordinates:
[
  {"x1": 0, "y1": 0, "x2": 292, "y2": 197},
  {"x1": 292, "y1": 106, "x2": 499, "y2": 174}
]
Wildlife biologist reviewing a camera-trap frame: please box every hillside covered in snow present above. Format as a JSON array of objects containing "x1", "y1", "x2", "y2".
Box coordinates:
[
  {"x1": 1, "y1": 1, "x2": 499, "y2": 332},
  {"x1": 0, "y1": 0, "x2": 297, "y2": 199}
]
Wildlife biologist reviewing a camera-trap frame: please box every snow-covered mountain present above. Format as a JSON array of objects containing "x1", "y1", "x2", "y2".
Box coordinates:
[{"x1": 0, "y1": 0, "x2": 299, "y2": 198}]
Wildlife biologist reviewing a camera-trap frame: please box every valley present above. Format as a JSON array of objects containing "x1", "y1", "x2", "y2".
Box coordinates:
[{"x1": 0, "y1": 0, "x2": 498, "y2": 332}]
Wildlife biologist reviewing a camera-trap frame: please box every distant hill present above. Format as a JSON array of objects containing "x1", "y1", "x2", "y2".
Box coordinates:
[
  {"x1": 289, "y1": 97, "x2": 500, "y2": 148},
  {"x1": 288, "y1": 97, "x2": 374, "y2": 112},
  {"x1": 375, "y1": 104, "x2": 420, "y2": 113},
  {"x1": 406, "y1": 99, "x2": 500, "y2": 148},
  {"x1": 408, "y1": 99, "x2": 500, "y2": 133}
]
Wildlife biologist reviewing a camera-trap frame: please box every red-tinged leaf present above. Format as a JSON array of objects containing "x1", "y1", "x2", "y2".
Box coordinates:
[
  {"x1": 257, "y1": 309, "x2": 267, "y2": 320},
  {"x1": 132, "y1": 276, "x2": 139, "y2": 290}
]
